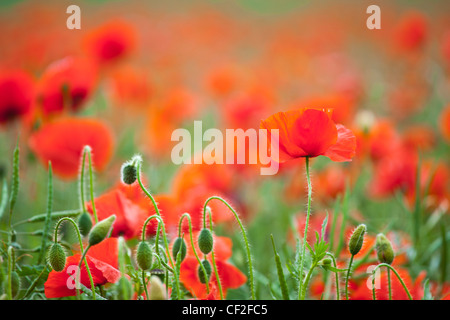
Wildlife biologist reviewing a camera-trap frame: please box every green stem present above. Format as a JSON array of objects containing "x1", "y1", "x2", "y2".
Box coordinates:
[
  {"x1": 38, "y1": 162, "x2": 53, "y2": 264},
  {"x1": 179, "y1": 213, "x2": 210, "y2": 294},
  {"x1": 388, "y1": 267, "x2": 392, "y2": 300},
  {"x1": 79, "y1": 147, "x2": 87, "y2": 214},
  {"x1": 203, "y1": 196, "x2": 255, "y2": 300},
  {"x1": 206, "y1": 207, "x2": 224, "y2": 300},
  {"x1": 7, "y1": 246, "x2": 13, "y2": 300},
  {"x1": 142, "y1": 270, "x2": 149, "y2": 300},
  {"x1": 86, "y1": 148, "x2": 98, "y2": 223},
  {"x1": 54, "y1": 217, "x2": 96, "y2": 300},
  {"x1": 371, "y1": 263, "x2": 412, "y2": 300},
  {"x1": 345, "y1": 255, "x2": 354, "y2": 300},
  {"x1": 301, "y1": 261, "x2": 318, "y2": 299},
  {"x1": 298, "y1": 156, "x2": 312, "y2": 300},
  {"x1": 325, "y1": 252, "x2": 340, "y2": 300}
]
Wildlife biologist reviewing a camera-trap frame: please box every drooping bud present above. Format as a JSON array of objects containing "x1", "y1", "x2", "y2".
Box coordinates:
[
  {"x1": 375, "y1": 233, "x2": 395, "y2": 265},
  {"x1": 136, "y1": 241, "x2": 153, "y2": 270},
  {"x1": 121, "y1": 163, "x2": 137, "y2": 185},
  {"x1": 321, "y1": 258, "x2": 332, "y2": 266},
  {"x1": 78, "y1": 211, "x2": 93, "y2": 237},
  {"x1": 88, "y1": 215, "x2": 116, "y2": 246},
  {"x1": 348, "y1": 224, "x2": 366, "y2": 256},
  {"x1": 198, "y1": 228, "x2": 213, "y2": 255},
  {"x1": 149, "y1": 276, "x2": 167, "y2": 300},
  {"x1": 197, "y1": 259, "x2": 212, "y2": 284},
  {"x1": 48, "y1": 243, "x2": 66, "y2": 272},
  {"x1": 172, "y1": 237, "x2": 187, "y2": 262}
]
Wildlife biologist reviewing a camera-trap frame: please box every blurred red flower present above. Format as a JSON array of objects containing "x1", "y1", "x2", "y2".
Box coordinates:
[
  {"x1": 177, "y1": 233, "x2": 247, "y2": 299},
  {"x1": 0, "y1": 70, "x2": 34, "y2": 125},
  {"x1": 37, "y1": 57, "x2": 98, "y2": 115},
  {"x1": 28, "y1": 117, "x2": 114, "y2": 178},
  {"x1": 45, "y1": 238, "x2": 121, "y2": 299},
  {"x1": 260, "y1": 108, "x2": 356, "y2": 163},
  {"x1": 440, "y1": 106, "x2": 450, "y2": 143},
  {"x1": 393, "y1": 11, "x2": 428, "y2": 52}
]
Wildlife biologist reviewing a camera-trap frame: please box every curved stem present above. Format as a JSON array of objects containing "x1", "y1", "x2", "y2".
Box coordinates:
[
  {"x1": 298, "y1": 156, "x2": 312, "y2": 300},
  {"x1": 371, "y1": 263, "x2": 412, "y2": 300},
  {"x1": 301, "y1": 261, "x2": 317, "y2": 299},
  {"x1": 345, "y1": 255, "x2": 354, "y2": 300},
  {"x1": 179, "y1": 213, "x2": 210, "y2": 294},
  {"x1": 203, "y1": 196, "x2": 255, "y2": 300},
  {"x1": 54, "y1": 217, "x2": 96, "y2": 300},
  {"x1": 207, "y1": 208, "x2": 224, "y2": 300}
]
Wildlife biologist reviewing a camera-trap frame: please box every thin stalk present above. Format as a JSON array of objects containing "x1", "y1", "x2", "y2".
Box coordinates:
[
  {"x1": 86, "y1": 148, "x2": 98, "y2": 223},
  {"x1": 325, "y1": 252, "x2": 340, "y2": 300},
  {"x1": 345, "y1": 255, "x2": 354, "y2": 300},
  {"x1": 371, "y1": 263, "x2": 412, "y2": 300},
  {"x1": 206, "y1": 208, "x2": 224, "y2": 300},
  {"x1": 388, "y1": 268, "x2": 392, "y2": 300}
]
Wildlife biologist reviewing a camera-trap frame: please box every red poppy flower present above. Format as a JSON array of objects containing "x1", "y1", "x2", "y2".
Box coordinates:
[
  {"x1": 45, "y1": 238, "x2": 121, "y2": 299},
  {"x1": 260, "y1": 108, "x2": 356, "y2": 163},
  {"x1": 177, "y1": 233, "x2": 247, "y2": 299},
  {"x1": 28, "y1": 117, "x2": 114, "y2": 179},
  {"x1": 0, "y1": 70, "x2": 34, "y2": 125},
  {"x1": 86, "y1": 188, "x2": 151, "y2": 239},
  {"x1": 37, "y1": 57, "x2": 98, "y2": 115},
  {"x1": 393, "y1": 11, "x2": 428, "y2": 53},
  {"x1": 83, "y1": 19, "x2": 136, "y2": 64}
]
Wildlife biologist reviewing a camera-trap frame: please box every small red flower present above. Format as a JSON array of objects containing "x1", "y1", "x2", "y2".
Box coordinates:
[
  {"x1": 260, "y1": 108, "x2": 356, "y2": 163},
  {"x1": 0, "y1": 70, "x2": 34, "y2": 125},
  {"x1": 44, "y1": 238, "x2": 121, "y2": 299},
  {"x1": 37, "y1": 57, "x2": 98, "y2": 115},
  {"x1": 393, "y1": 11, "x2": 428, "y2": 53},
  {"x1": 28, "y1": 117, "x2": 114, "y2": 179}
]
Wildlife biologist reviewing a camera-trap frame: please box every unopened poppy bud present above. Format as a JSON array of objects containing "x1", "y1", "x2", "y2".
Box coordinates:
[
  {"x1": 136, "y1": 241, "x2": 153, "y2": 270},
  {"x1": 88, "y1": 215, "x2": 116, "y2": 246},
  {"x1": 375, "y1": 233, "x2": 395, "y2": 265},
  {"x1": 321, "y1": 258, "x2": 332, "y2": 266},
  {"x1": 121, "y1": 163, "x2": 137, "y2": 185},
  {"x1": 78, "y1": 211, "x2": 93, "y2": 237},
  {"x1": 149, "y1": 276, "x2": 167, "y2": 300},
  {"x1": 197, "y1": 259, "x2": 212, "y2": 284},
  {"x1": 348, "y1": 224, "x2": 366, "y2": 256},
  {"x1": 48, "y1": 243, "x2": 66, "y2": 272},
  {"x1": 172, "y1": 237, "x2": 187, "y2": 262},
  {"x1": 198, "y1": 228, "x2": 213, "y2": 255}
]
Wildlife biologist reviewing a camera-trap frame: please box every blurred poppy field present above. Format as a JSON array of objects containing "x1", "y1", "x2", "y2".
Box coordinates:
[{"x1": 0, "y1": 0, "x2": 449, "y2": 301}]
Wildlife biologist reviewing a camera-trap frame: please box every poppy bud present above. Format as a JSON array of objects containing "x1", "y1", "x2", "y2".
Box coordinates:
[
  {"x1": 88, "y1": 215, "x2": 116, "y2": 246},
  {"x1": 136, "y1": 241, "x2": 153, "y2": 270},
  {"x1": 149, "y1": 276, "x2": 167, "y2": 300},
  {"x1": 197, "y1": 259, "x2": 212, "y2": 284},
  {"x1": 48, "y1": 243, "x2": 66, "y2": 272},
  {"x1": 198, "y1": 228, "x2": 213, "y2": 255},
  {"x1": 375, "y1": 233, "x2": 395, "y2": 265},
  {"x1": 172, "y1": 237, "x2": 187, "y2": 262},
  {"x1": 121, "y1": 163, "x2": 137, "y2": 185},
  {"x1": 348, "y1": 224, "x2": 366, "y2": 256},
  {"x1": 321, "y1": 258, "x2": 332, "y2": 266},
  {"x1": 77, "y1": 211, "x2": 93, "y2": 237},
  {"x1": 116, "y1": 276, "x2": 133, "y2": 300}
]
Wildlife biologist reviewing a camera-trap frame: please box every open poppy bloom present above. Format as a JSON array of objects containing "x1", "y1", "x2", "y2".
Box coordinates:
[
  {"x1": 0, "y1": 69, "x2": 34, "y2": 125},
  {"x1": 28, "y1": 117, "x2": 114, "y2": 179},
  {"x1": 177, "y1": 234, "x2": 247, "y2": 299},
  {"x1": 37, "y1": 57, "x2": 98, "y2": 115},
  {"x1": 260, "y1": 107, "x2": 356, "y2": 163},
  {"x1": 45, "y1": 238, "x2": 121, "y2": 299}
]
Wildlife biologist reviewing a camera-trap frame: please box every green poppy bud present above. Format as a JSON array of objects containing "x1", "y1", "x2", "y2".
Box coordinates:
[
  {"x1": 375, "y1": 233, "x2": 395, "y2": 265},
  {"x1": 198, "y1": 228, "x2": 213, "y2": 255},
  {"x1": 197, "y1": 259, "x2": 212, "y2": 284},
  {"x1": 121, "y1": 163, "x2": 137, "y2": 185},
  {"x1": 172, "y1": 237, "x2": 187, "y2": 262},
  {"x1": 321, "y1": 258, "x2": 332, "y2": 266},
  {"x1": 48, "y1": 243, "x2": 66, "y2": 272},
  {"x1": 88, "y1": 215, "x2": 116, "y2": 246},
  {"x1": 136, "y1": 241, "x2": 153, "y2": 270},
  {"x1": 77, "y1": 211, "x2": 93, "y2": 237},
  {"x1": 348, "y1": 224, "x2": 366, "y2": 256}
]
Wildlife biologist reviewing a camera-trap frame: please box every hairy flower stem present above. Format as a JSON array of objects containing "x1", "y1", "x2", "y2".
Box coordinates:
[
  {"x1": 54, "y1": 217, "x2": 96, "y2": 300},
  {"x1": 179, "y1": 213, "x2": 210, "y2": 294},
  {"x1": 298, "y1": 157, "x2": 312, "y2": 300},
  {"x1": 86, "y1": 147, "x2": 98, "y2": 223},
  {"x1": 301, "y1": 261, "x2": 318, "y2": 300},
  {"x1": 387, "y1": 268, "x2": 392, "y2": 300},
  {"x1": 345, "y1": 255, "x2": 354, "y2": 300},
  {"x1": 203, "y1": 196, "x2": 255, "y2": 300},
  {"x1": 325, "y1": 252, "x2": 341, "y2": 300},
  {"x1": 371, "y1": 263, "x2": 412, "y2": 300},
  {"x1": 206, "y1": 207, "x2": 224, "y2": 300}
]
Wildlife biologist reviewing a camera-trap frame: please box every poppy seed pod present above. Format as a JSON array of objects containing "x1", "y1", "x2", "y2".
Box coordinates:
[
  {"x1": 198, "y1": 228, "x2": 214, "y2": 255},
  {"x1": 78, "y1": 211, "x2": 93, "y2": 237},
  {"x1": 48, "y1": 243, "x2": 66, "y2": 272},
  {"x1": 121, "y1": 163, "x2": 137, "y2": 185},
  {"x1": 88, "y1": 215, "x2": 116, "y2": 246},
  {"x1": 348, "y1": 224, "x2": 366, "y2": 256},
  {"x1": 136, "y1": 241, "x2": 153, "y2": 270},
  {"x1": 375, "y1": 233, "x2": 395, "y2": 265},
  {"x1": 172, "y1": 237, "x2": 187, "y2": 262},
  {"x1": 197, "y1": 259, "x2": 212, "y2": 284}
]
